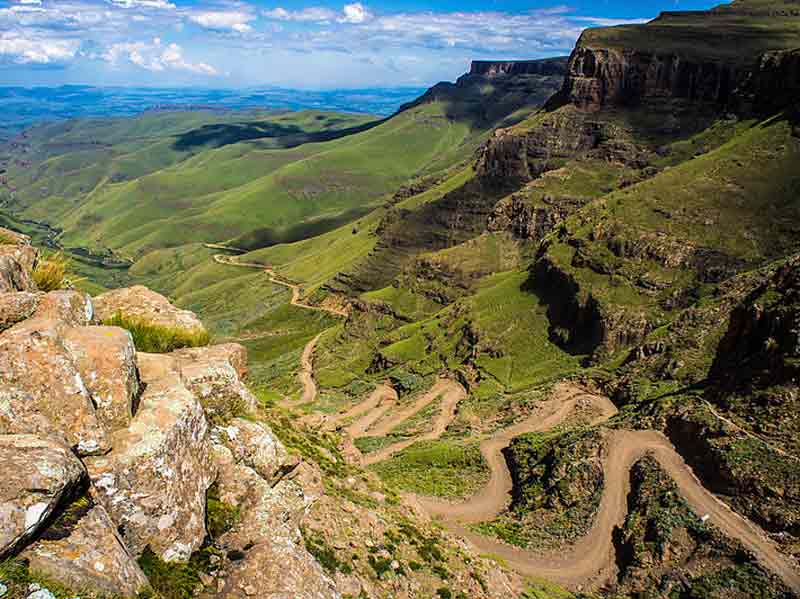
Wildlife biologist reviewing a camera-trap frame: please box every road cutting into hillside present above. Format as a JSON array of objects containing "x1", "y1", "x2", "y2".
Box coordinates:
[
  {"x1": 212, "y1": 253, "x2": 349, "y2": 317},
  {"x1": 412, "y1": 384, "x2": 617, "y2": 523},
  {"x1": 361, "y1": 380, "x2": 466, "y2": 466},
  {"x1": 212, "y1": 252, "x2": 348, "y2": 403},
  {"x1": 343, "y1": 380, "x2": 800, "y2": 593}
]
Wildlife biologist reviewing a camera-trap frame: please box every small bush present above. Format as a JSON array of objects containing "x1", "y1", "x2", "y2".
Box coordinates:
[
  {"x1": 32, "y1": 252, "x2": 69, "y2": 292},
  {"x1": 103, "y1": 312, "x2": 211, "y2": 353},
  {"x1": 205, "y1": 482, "x2": 240, "y2": 539}
]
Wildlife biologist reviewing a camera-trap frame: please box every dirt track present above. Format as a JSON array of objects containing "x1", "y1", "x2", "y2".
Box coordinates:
[
  {"x1": 413, "y1": 385, "x2": 617, "y2": 523},
  {"x1": 345, "y1": 380, "x2": 800, "y2": 593},
  {"x1": 360, "y1": 380, "x2": 466, "y2": 466},
  {"x1": 212, "y1": 253, "x2": 348, "y2": 402}
]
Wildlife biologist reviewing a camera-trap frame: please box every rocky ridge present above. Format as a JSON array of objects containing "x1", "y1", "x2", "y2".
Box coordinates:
[{"x1": 0, "y1": 228, "x2": 337, "y2": 599}]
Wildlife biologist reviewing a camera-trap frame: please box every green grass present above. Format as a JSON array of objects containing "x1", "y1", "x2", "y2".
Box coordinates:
[
  {"x1": 369, "y1": 439, "x2": 489, "y2": 498},
  {"x1": 102, "y1": 312, "x2": 211, "y2": 353},
  {"x1": 31, "y1": 251, "x2": 70, "y2": 292}
]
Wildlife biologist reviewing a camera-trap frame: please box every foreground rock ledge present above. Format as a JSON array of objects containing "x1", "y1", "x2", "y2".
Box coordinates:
[{"x1": 0, "y1": 434, "x2": 85, "y2": 558}]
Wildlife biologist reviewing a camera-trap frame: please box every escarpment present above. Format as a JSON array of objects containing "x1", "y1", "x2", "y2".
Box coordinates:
[{"x1": 0, "y1": 227, "x2": 337, "y2": 599}]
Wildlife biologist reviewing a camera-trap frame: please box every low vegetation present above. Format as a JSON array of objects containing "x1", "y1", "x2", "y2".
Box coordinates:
[
  {"x1": 102, "y1": 312, "x2": 211, "y2": 353},
  {"x1": 32, "y1": 251, "x2": 70, "y2": 292},
  {"x1": 370, "y1": 439, "x2": 489, "y2": 498}
]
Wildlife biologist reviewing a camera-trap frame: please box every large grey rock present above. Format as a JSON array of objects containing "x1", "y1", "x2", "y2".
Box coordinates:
[
  {"x1": 62, "y1": 326, "x2": 140, "y2": 433},
  {"x1": 0, "y1": 435, "x2": 85, "y2": 557},
  {"x1": 215, "y1": 458, "x2": 333, "y2": 599},
  {"x1": 0, "y1": 292, "x2": 40, "y2": 332},
  {"x1": 172, "y1": 343, "x2": 249, "y2": 379},
  {"x1": 93, "y1": 285, "x2": 206, "y2": 337},
  {"x1": 25, "y1": 505, "x2": 149, "y2": 598},
  {"x1": 212, "y1": 419, "x2": 290, "y2": 482},
  {"x1": 0, "y1": 318, "x2": 108, "y2": 455},
  {"x1": 34, "y1": 291, "x2": 93, "y2": 327},
  {"x1": 86, "y1": 374, "x2": 214, "y2": 562}
]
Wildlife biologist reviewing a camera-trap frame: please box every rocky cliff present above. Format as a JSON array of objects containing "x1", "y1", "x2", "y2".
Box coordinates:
[
  {"x1": 464, "y1": 58, "x2": 569, "y2": 80},
  {"x1": 0, "y1": 228, "x2": 338, "y2": 599}
]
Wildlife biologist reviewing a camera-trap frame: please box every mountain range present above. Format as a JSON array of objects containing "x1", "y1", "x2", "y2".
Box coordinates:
[{"x1": 0, "y1": 1, "x2": 799, "y2": 598}]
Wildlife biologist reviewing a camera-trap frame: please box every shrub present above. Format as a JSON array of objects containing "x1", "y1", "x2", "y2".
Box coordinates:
[
  {"x1": 32, "y1": 252, "x2": 70, "y2": 292},
  {"x1": 102, "y1": 312, "x2": 211, "y2": 353}
]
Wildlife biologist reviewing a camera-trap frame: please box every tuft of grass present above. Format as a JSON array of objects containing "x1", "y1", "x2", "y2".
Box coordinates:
[
  {"x1": 102, "y1": 312, "x2": 210, "y2": 353},
  {"x1": 205, "y1": 482, "x2": 240, "y2": 539},
  {"x1": 32, "y1": 252, "x2": 70, "y2": 292},
  {"x1": 301, "y1": 528, "x2": 353, "y2": 575},
  {"x1": 0, "y1": 230, "x2": 19, "y2": 245}
]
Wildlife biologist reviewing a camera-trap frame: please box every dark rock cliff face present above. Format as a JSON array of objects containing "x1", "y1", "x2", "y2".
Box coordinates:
[
  {"x1": 465, "y1": 58, "x2": 569, "y2": 80},
  {"x1": 560, "y1": 43, "x2": 743, "y2": 112},
  {"x1": 559, "y1": 36, "x2": 800, "y2": 115},
  {"x1": 736, "y1": 48, "x2": 800, "y2": 116},
  {"x1": 487, "y1": 194, "x2": 588, "y2": 241}
]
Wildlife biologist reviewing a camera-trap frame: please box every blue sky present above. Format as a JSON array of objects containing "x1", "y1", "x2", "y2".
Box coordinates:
[{"x1": 0, "y1": 0, "x2": 719, "y2": 89}]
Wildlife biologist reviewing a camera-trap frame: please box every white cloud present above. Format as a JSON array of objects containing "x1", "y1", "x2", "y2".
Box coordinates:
[
  {"x1": 18, "y1": 0, "x2": 43, "y2": 6},
  {"x1": 263, "y1": 6, "x2": 336, "y2": 23},
  {"x1": 102, "y1": 37, "x2": 218, "y2": 74},
  {"x1": 108, "y1": 0, "x2": 176, "y2": 8},
  {"x1": 0, "y1": 30, "x2": 79, "y2": 63},
  {"x1": 189, "y1": 10, "x2": 255, "y2": 32},
  {"x1": 339, "y1": 2, "x2": 369, "y2": 24}
]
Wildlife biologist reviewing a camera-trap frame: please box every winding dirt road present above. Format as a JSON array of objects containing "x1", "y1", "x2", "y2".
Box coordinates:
[
  {"x1": 413, "y1": 385, "x2": 617, "y2": 523},
  {"x1": 213, "y1": 252, "x2": 349, "y2": 403},
  {"x1": 344, "y1": 380, "x2": 800, "y2": 593},
  {"x1": 212, "y1": 254, "x2": 349, "y2": 317},
  {"x1": 361, "y1": 380, "x2": 466, "y2": 466}
]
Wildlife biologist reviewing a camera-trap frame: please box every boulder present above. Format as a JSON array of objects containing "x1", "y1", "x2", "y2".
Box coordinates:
[
  {"x1": 216, "y1": 460, "x2": 335, "y2": 599},
  {"x1": 34, "y1": 291, "x2": 93, "y2": 327},
  {"x1": 25, "y1": 504, "x2": 149, "y2": 598},
  {"x1": 93, "y1": 285, "x2": 206, "y2": 336},
  {"x1": 136, "y1": 352, "x2": 181, "y2": 384},
  {"x1": 0, "y1": 434, "x2": 85, "y2": 557},
  {"x1": 211, "y1": 419, "x2": 290, "y2": 482},
  {"x1": 0, "y1": 319, "x2": 108, "y2": 455},
  {"x1": 177, "y1": 358, "x2": 257, "y2": 421},
  {"x1": 172, "y1": 343, "x2": 249, "y2": 380},
  {"x1": 217, "y1": 534, "x2": 339, "y2": 599},
  {"x1": 0, "y1": 255, "x2": 35, "y2": 293},
  {"x1": 0, "y1": 292, "x2": 40, "y2": 332},
  {"x1": 86, "y1": 374, "x2": 214, "y2": 562},
  {"x1": 0, "y1": 238, "x2": 37, "y2": 276},
  {"x1": 0, "y1": 227, "x2": 31, "y2": 247},
  {"x1": 62, "y1": 326, "x2": 140, "y2": 433},
  {"x1": 139, "y1": 346, "x2": 257, "y2": 420}
]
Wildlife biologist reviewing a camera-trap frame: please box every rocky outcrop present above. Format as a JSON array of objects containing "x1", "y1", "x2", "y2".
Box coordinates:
[
  {"x1": 62, "y1": 326, "x2": 140, "y2": 433},
  {"x1": 0, "y1": 291, "x2": 38, "y2": 331},
  {"x1": 137, "y1": 343, "x2": 257, "y2": 421},
  {"x1": 214, "y1": 458, "x2": 337, "y2": 599},
  {"x1": 212, "y1": 418, "x2": 291, "y2": 482},
  {"x1": 86, "y1": 372, "x2": 214, "y2": 562},
  {"x1": 0, "y1": 226, "x2": 334, "y2": 598},
  {"x1": 93, "y1": 285, "x2": 207, "y2": 336},
  {"x1": 736, "y1": 48, "x2": 800, "y2": 116},
  {"x1": 0, "y1": 435, "x2": 85, "y2": 558},
  {"x1": 488, "y1": 192, "x2": 588, "y2": 241},
  {"x1": 0, "y1": 318, "x2": 109, "y2": 455},
  {"x1": 25, "y1": 505, "x2": 149, "y2": 598},
  {"x1": 34, "y1": 290, "x2": 93, "y2": 326}
]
